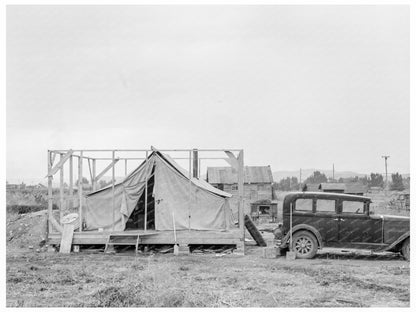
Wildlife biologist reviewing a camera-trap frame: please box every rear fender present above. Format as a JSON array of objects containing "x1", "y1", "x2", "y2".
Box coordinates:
[
  {"x1": 280, "y1": 224, "x2": 323, "y2": 249},
  {"x1": 381, "y1": 231, "x2": 409, "y2": 252}
]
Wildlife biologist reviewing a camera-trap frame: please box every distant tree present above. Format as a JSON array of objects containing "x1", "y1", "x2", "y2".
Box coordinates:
[
  {"x1": 358, "y1": 176, "x2": 370, "y2": 185},
  {"x1": 99, "y1": 180, "x2": 111, "y2": 189},
  {"x1": 390, "y1": 173, "x2": 405, "y2": 191},
  {"x1": 274, "y1": 177, "x2": 299, "y2": 191},
  {"x1": 76, "y1": 177, "x2": 90, "y2": 185},
  {"x1": 369, "y1": 173, "x2": 384, "y2": 187},
  {"x1": 403, "y1": 176, "x2": 410, "y2": 190},
  {"x1": 304, "y1": 171, "x2": 328, "y2": 184}
]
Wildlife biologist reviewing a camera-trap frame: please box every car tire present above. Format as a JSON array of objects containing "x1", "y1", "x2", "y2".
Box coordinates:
[
  {"x1": 401, "y1": 238, "x2": 410, "y2": 261},
  {"x1": 292, "y1": 230, "x2": 318, "y2": 259}
]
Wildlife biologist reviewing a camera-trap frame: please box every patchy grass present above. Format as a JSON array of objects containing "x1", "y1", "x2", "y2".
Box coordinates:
[{"x1": 6, "y1": 246, "x2": 409, "y2": 307}]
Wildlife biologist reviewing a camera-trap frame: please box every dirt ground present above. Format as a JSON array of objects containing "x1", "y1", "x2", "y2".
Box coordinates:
[{"x1": 6, "y1": 243, "x2": 409, "y2": 307}]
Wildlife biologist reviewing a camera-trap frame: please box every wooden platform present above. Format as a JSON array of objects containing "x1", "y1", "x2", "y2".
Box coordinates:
[{"x1": 48, "y1": 229, "x2": 241, "y2": 246}]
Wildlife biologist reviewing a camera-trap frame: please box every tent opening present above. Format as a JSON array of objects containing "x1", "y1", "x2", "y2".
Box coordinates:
[{"x1": 125, "y1": 165, "x2": 156, "y2": 230}]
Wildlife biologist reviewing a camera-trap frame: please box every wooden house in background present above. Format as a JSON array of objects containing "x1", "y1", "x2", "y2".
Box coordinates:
[
  {"x1": 319, "y1": 182, "x2": 367, "y2": 195},
  {"x1": 344, "y1": 183, "x2": 367, "y2": 195},
  {"x1": 206, "y1": 166, "x2": 276, "y2": 219},
  {"x1": 319, "y1": 183, "x2": 346, "y2": 193}
]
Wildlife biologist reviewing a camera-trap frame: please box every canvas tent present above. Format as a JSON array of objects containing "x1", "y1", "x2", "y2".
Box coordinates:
[{"x1": 84, "y1": 151, "x2": 233, "y2": 232}]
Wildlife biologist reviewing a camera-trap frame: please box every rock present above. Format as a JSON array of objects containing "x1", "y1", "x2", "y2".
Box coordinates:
[
  {"x1": 28, "y1": 245, "x2": 34, "y2": 249},
  {"x1": 35, "y1": 249, "x2": 40, "y2": 253}
]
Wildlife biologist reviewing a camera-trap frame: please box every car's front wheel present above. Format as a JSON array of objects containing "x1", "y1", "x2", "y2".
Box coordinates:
[
  {"x1": 401, "y1": 238, "x2": 410, "y2": 261},
  {"x1": 291, "y1": 230, "x2": 318, "y2": 259}
]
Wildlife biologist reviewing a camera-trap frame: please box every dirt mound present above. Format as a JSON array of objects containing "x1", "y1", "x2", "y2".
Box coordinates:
[{"x1": 7, "y1": 210, "x2": 49, "y2": 252}]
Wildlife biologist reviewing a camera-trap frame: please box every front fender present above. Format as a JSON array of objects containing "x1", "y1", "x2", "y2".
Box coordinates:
[
  {"x1": 280, "y1": 224, "x2": 323, "y2": 249},
  {"x1": 380, "y1": 231, "x2": 409, "y2": 252}
]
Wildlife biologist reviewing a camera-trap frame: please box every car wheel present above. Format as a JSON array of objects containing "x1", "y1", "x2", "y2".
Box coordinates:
[
  {"x1": 292, "y1": 230, "x2": 318, "y2": 259},
  {"x1": 401, "y1": 238, "x2": 410, "y2": 261}
]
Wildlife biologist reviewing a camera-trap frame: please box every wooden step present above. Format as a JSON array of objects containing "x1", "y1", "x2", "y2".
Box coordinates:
[{"x1": 105, "y1": 233, "x2": 140, "y2": 254}]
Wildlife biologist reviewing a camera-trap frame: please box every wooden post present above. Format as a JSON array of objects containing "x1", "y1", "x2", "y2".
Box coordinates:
[
  {"x1": 188, "y1": 150, "x2": 192, "y2": 231},
  {"x1": 290, "y1": 202, "x2": 293, "y2": 251},
  {"x1": 238, "y1": 150, "x2": 245, "y2": 254},
  {"x1": 78, "y1": 151, "x2": 83, "y2": 232},
  {"x1": 192, "y1": 149, "x2": 198, "y2": 178},
  {"x1": 144, "y1": 150, "x2": 148, "y2": 231},
  {"x1": 92, "y1": 159, "x2": 96, "y2": 191},
  {"x1": 198, "y1": 158, "x2": 201, "y2": 180},
  {"x1": 69, "y1": 156, "x2": 73, "y2": 209},
  {"x1": 59, "y1": 154, "x2": 64, "y2": 223},
  {"x1": 112, "y1": 150, "x2": 115, "y2": 232},
  {"x1": 47, "y1": 151, "x2": 53, "y2": 234}
]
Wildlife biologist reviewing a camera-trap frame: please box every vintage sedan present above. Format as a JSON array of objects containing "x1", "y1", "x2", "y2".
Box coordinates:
[{"x1": 275, "y1": 192, "x2": 410, "y2": 260}]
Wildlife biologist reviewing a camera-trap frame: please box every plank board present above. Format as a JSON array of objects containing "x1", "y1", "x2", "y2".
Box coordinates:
[
  {"x1": 59, "y1": 224, "x2": 75, "y2": 253},
  {"x1": 49, "y1": 229, "x2": 240, "y2": 246},
  {"x1": 244, "y1": 215, "x2": 267, "y2": 246}
]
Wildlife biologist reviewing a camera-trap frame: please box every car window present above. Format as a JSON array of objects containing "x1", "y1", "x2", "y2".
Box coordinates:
[
  {"x1": 316, "y1": 199, "x2": 336, "y2": 212},
  {"x1": 295, "y1": 199, "x2": 313, "y2": 211},
  {"x1": 343, "y1": 201, "x2": 364, "y2": 214}
]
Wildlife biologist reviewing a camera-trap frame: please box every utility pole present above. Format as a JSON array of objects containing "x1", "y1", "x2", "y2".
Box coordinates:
[
  {"x1": 332, "y1": 163, "x2": 335, "y2": 182},
  {"x1": 299, "y1": 168, "x2": 302, "y2": 190},
  {"x1": 381, "y1": 156, "x2": 390, "y2": 189}
]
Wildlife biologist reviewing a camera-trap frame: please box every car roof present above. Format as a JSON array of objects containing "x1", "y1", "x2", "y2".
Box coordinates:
[{"x1": 284, "y1": 191, "x2": 372, "y2": 202}]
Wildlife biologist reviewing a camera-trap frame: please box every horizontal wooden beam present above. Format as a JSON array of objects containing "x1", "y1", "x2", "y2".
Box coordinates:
[
  {"x1": 94, "y1": 158, "x2": 120, "y2": 182},
  {"x1": 47, "y1": 149, "x2": 73, "y2": 177},
  {"x1": 49, "y1": 149, "x2": 243, "y2": 153},
  {"x1": 48, "y1": 230, "x2": 240, "y2": 245}
]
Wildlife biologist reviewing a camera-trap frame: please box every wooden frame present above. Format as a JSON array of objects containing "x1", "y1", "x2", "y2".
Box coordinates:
[{"x1": 46, "y1": 148, "x2": 245, "y2": 252}]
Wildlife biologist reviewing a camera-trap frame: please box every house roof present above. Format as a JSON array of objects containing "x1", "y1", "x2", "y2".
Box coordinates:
[
  {"x1": 345, "y1": 182, "x2": 367, "y2": 194},
  {"x1": 207, "y1": 166, "x2": 273, "y2": 184},
  {"x1": 319, "y1": 183, "x2": 346, "y2": 191},
  {"x1": 305, "y1": 183, "x2": 320, "y2": 191}
]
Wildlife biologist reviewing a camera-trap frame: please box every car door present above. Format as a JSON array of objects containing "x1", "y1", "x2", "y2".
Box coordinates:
[
  {"x1": 314, "y1": 198, "x2": 339, "y2": 245},
  {"x1": 338, "y1": 200, "x2": 382, "y2": 245},
  {"x1": 291, "y1": 198, "x2": 314, "y2": 227}
]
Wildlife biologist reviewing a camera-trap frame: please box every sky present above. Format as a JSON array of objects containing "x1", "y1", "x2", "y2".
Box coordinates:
[{"x1": 6, "y1": 5, "x2": 410, "y2": 183}]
